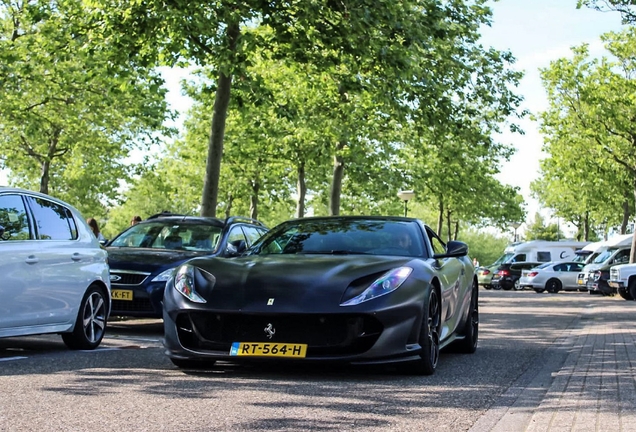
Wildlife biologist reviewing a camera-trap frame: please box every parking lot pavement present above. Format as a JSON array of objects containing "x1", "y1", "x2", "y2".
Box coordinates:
[{"x1": 470, "y1": 298, "x2": 636, "y2": 432}]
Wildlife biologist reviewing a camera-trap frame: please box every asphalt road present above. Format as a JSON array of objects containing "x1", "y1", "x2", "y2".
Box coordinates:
[{"x1": 0, "y1": 290, "x2": 631, "y2": 431}]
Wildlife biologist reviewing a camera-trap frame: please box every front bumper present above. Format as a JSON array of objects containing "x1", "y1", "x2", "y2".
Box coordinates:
[
  {"x1": 162, "y1": 280, "x2": 431, "y2": 365},
  {"x1": 110, "y1": 281, "x2": 165, "y2": 318}
]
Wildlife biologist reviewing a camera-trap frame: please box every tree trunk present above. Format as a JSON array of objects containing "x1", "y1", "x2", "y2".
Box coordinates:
[
  {"x1": 40, "y1": 159, "x2": 50, "y2": 194},
  {"x1": 250, "y1": 178, "x2": 259, "y2": 220},
  {"x1": 583, "y1": 211, "x2": 590, "y2": 241},
  {"x1": 329, "y1": 141, "x2": 346, "y2": 216},
  {"x1": 436, "y1": 197, "x2": 444, "y2": 236},
  {"x1": 224, "y1": 193, "x2": 233, "y2": 219},
  {"x1": 200, "y1": 23, "x2": 240, "y2": 217},
  {"x1": 454, "y1": 220, "x2": 459, "y2": 241},
  {"x1": 445, "y1": 210, "x2": 452, "y2": 242},
  {"x1": 296, "y1": 162, "x2": 306, "y2": 218},
  {"x1": 621, "y1": 198, "x2": 629, "y2": 234}
]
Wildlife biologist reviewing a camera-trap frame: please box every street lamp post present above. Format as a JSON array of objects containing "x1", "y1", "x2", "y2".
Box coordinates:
[
  {"x1": 511, "y1": 221, "x2": 522, "y2": 242},
  {"x1": 397, "y1": 190, "x2": 415, "y2": 217}
]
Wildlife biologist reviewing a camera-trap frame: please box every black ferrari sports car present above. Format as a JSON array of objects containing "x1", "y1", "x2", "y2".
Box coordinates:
[{"x1": 163, "y1": 216, "x2": 478, "y2": 375}]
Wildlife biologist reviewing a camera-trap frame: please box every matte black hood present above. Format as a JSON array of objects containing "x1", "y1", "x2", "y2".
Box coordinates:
[{"x1": 188, "y1": 254, "x2": 414, "y2": 312}]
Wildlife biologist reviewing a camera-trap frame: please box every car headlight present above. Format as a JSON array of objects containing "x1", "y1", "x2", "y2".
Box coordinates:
[
  {"x1": 151, "y1": 268, "x2": 177, "y2": 282},
  {"x1": 341, "y1": 267, "x2": 412, "y2": 306},
  {"x1": 173, "y1": 264, "x2": 207, "y2": 303}
]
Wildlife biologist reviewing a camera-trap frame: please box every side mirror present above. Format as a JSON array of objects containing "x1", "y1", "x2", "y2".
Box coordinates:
[
  {"x1": 226, "y1": 240, "x2": 247, "y2": 257},
  {"x1": 433, "y1": 240, "x2": 469, "y2": 259}
]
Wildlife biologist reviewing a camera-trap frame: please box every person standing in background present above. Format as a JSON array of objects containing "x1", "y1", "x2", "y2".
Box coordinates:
[
  {"x1": 473, "y1": 257, "x2": 480, "y2": 268},
  {"x1": 87, "y1": 217, "x2": 106, "y2": 242},
  {"x1": 131, "y1": 215, "x2": 142, "y2": 226}
]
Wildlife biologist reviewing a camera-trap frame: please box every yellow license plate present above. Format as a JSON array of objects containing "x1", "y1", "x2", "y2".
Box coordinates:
[
  {"x1": 577, "y1": 279, "x2": 584, "y2": 285},
  {"x1": 230, "y1": 342, "x2": 307, "y2": 358},
  {"x1": 111, "y1": 289, "x2": 133, "y2": 301}
]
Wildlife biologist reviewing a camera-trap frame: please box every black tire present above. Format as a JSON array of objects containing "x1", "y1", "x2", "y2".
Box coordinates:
[
  {"x1": 502, "y1": 283, "x2": 512, "y2": 291},
  {"x1": 170, "y1": 358, "x2": 217, "y2": 369},
  {"x1": 492, "y1": 282, "x2": 502, "y2": 290},
  {"x1": 628, "y1": 279, "x2": 636, "y2": 301},
  {"x1": 618, "y1": 287, "x2": 633, "y2": 301},
  {"x1": 449, "y1": 280, "x2": 478, "y2": 354},
  {"x1": 62, "y1": 285, "x2": 108, "y2": 350},
  {"x1": 545, "y1": 278, "x2": 562, "y2": 294},
  {"x1": 410, "y1": 287, "x2": 441, "y2": 375},
  {"x1": 534, "y1": 287, "x2": 545, "y2": 294},
  {"x1": 483, "y1": 284, "x2": 492, "y2": 290}
]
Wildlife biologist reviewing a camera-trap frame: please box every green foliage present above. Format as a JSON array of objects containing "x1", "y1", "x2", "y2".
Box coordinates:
[
  {"x1": 523, "y1": 213, "x2": 565, "y2": 241},
  {"x1": 577, "y1": 0, "x2": 636, "y2": 24},
  {"x1": 0, "y1": 0, "x2": 173, "y2": 220},
  {"x1": 460, "y1": 228, "x2": 511, "y2": 267},
  {"x1": 535, "y1": 27, "x2": 636, "y2": 242}
]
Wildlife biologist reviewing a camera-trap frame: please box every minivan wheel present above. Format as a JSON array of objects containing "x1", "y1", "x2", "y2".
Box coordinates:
[{"x1": 62, "y1": 285, "x2": 108, "y2": 350}]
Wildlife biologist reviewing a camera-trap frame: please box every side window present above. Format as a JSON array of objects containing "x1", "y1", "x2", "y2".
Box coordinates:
[
  {"x1": 614, "y1": 249, "x2": 630, "y2": 264},
  {"x1": 0, "y1": 194, "x2": 31, "y2": 240},
  {"x1": 27, "y1": 197, "x2": 76, "y2": 240},
  {"x1": 241, "y1": 225, "x2": 263, "y2": 247},
  {"x1": 429, "y1": 234, "x2": 445, "y2": 256},
  {"x1": 536, "y1": 251, "x2": 551, "y2": 262},
  {"x1": 227, "y1": 226, "x2": 247, "y2": 245},
  {"x1": 512, "y1": 254, "x2": 526, "y2": 263},
  {"x1": 553, "y1": 264, "x2": 565, "y2": 272}
]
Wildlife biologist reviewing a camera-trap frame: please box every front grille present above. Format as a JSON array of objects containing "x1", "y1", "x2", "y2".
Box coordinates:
[
  {"x1": 110, "y1": 271, "x2": 150, "y2": 286},
  {"x1": 175, "y1": 312, "x2": 383, "y2": 357},
  {"x1": 111, "y1": 298, "x2": 155, "y2": 314}
]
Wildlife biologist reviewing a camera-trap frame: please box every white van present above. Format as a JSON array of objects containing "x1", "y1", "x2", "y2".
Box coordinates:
[
  {"x1": 577, "y1": 234, "x2": 633, "y2": 294},
  {"x1": 498, "y1": 240, "x2": 590, "y2": 264},
  {"x1": 572, "y1": 240, "x2": 606, "y2": 264}
]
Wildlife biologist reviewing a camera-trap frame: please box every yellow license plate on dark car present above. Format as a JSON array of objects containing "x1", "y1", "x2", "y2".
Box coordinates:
[
  {"x1": 111, "y1": 289, "x2": 133, "y2": 301},
  {"x1": 230, "y1": 342, "x2": 307, "y2": 358}
]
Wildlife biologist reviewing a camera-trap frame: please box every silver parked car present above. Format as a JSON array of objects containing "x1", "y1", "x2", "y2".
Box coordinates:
[
  {"x1": 519, "y1": 261, "x2": 586, "y2": 293},
  {"x1": 0, "y1": 187, "x2": 111, "y2": 349}
]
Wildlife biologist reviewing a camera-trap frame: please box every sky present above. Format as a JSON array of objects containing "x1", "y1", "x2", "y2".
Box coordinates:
[{"x1": 1, "y1": 1, "x2": 626, "y2": 230}]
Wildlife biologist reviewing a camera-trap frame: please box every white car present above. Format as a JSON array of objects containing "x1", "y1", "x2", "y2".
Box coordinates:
[
  {"x1": 0, "y1": 187, "x2": 111, "y2": 349},
  {"x1": 519, "y1": 261, "x2": 586, "y2": 293}
]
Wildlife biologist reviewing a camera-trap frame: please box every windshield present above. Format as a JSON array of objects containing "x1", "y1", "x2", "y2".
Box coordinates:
[
  {"x1": 592, "y1": 247, "x2": 618, "y2": 264},
  {"x1": 490, "y1": 253, "x2": 513, "y2": 266},
  {"x1": 109, "y1": 221, "x2": 223, "y2": 252},
  {"x1": 250, "y1": 218, "x2": 425, "y2": 257}
]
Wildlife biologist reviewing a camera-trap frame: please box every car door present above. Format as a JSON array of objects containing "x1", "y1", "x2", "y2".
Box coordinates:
[
  {"x1": 0, "y1": 193, "x2": 41, "y2": 332},
  {"x1": 22, "y1": 195, "x2": 85, "y2": 326},
  {"x1": 561, "y1": 263, "x2": 584, "y2": 289},
  {"x1": 426, "y1": 228, "x2": 464, "y2": 328}
]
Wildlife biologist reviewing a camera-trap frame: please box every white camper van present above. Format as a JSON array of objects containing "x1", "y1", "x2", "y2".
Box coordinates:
[
  {"x1": 499, "y1": 240, "x2": 590, "y2": 264},
  {"x1": 572, "y1": 240, "x2": 606, "y2": 264},
  {"x1": 576, "y1": 234, "x2": 633, "y2": 294}
]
